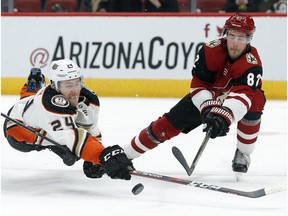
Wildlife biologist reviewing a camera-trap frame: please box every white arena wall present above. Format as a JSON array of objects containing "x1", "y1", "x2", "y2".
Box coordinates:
[{"x1": 1, "y1": 13, "x2": 287, "y2": 99}]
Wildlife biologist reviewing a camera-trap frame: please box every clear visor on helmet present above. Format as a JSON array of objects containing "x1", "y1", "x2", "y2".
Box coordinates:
[
  {"x1": 224, "y1": 30, "x2": 252, "y2": 43},
  {"x1": 53, "y1": 76, "x2": 84, "y2": 90},
  {"x1": 58, "y1": 77, "x2": 83, "y2": 91}
]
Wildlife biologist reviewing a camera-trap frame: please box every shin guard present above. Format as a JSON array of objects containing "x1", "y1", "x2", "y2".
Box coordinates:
[
  {"x1": 237, "y1": 118, "x2": 261, "y2": 155},
  {"x1": 124, "y1": 116, "x2": 181, "y2": 159}
]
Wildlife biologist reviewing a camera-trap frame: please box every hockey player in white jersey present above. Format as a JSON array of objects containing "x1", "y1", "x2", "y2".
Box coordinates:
[{"x1": 3, "y1": 59, "x2": 133, "y2": 180}]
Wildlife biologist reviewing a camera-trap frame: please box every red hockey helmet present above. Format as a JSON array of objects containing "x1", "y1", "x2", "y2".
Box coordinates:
[{"x1": 222, "y1": 13, "x2": 256, "y2": 40}]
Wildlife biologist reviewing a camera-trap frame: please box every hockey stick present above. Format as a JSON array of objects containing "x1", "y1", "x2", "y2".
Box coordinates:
[
  {"x1": 130, "y1": 170, "x2": 286, "y2": 198},
  {"x1": 172, "y1": 127, "x2": 212, "y2": 176},
  {"x1": 1, "y1": 112, "x2": 78, "y2": 166}
]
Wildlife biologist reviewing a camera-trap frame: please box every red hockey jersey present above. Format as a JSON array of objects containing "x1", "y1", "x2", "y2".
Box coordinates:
[{"x1": 190, "y1": 38, "x2": 263, "y2": 122}]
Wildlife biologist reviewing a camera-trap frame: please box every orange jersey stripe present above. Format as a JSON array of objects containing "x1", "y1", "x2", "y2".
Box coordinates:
[
  {"x1": 80, "y1": 135, "x2": 105, "y2": 164},
  {"x1": 6, "y1": 125, "x2": 37, "y2": 144}
]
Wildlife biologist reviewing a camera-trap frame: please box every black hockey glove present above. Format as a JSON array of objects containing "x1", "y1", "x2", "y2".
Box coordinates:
[
  {"x1": 83, "y1": 161, "x2": 104, "y2": 178},
  {"x1": 99, "y1": 145, "x2": 133, "y2": 180},
  {"x1": 203, "y1": 106, "x2": 233, "y2": 139}
]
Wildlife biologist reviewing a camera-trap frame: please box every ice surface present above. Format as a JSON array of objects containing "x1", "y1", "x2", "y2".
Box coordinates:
[{"x1": 1, "y1": 96, "x2": 287, "y2": 216}]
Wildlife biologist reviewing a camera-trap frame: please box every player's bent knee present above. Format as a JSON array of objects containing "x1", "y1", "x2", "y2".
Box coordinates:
[
  {"x1": 242, "y1": 112, "x2": 262, "y2": 124},
  {"x1": 7, "y1": 136, "x2": 43, "y2": 152}
]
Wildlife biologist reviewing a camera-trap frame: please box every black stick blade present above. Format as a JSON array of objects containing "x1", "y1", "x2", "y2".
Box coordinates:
[{"x1": 172, "y1": 146, "x2": 193, "y2": 176}]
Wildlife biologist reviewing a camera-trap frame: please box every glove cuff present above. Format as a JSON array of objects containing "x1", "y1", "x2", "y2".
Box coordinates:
[
  {"x1": 200, "y1": 100, "x2": 222, "y2": 114},
  {"x1": 210, "y1": 106, "x2": 234, "y2": 125}
]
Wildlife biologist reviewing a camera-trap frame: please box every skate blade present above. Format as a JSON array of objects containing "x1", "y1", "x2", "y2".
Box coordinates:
[{"x1": 235, "y1": 172, "x2": 242, "y2": 182}]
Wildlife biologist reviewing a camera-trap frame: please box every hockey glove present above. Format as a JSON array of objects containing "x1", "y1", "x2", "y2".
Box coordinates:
[
  {"x1": 83, "y1": 161, "x2": 104, "y2": 178},
  {"x1": 203, "y1": 106, "x2": 233, "y2": 139},
  {"x1": 76, "y1": 97, "x2": 94, "y2": 128},
  {"x1": 200, "y1": 99, "x2": 222, "y2": 121},
  {"x1": 99, "y1": 145, "x2": 133, "y2": 180}
]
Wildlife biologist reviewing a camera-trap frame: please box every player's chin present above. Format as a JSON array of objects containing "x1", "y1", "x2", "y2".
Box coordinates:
[
  {"x1": 229, "y1": 51, "x2": 241, "y2": 60},
  {"x1": 69, "y1": 98, "x2": 79, "y2": 107}
]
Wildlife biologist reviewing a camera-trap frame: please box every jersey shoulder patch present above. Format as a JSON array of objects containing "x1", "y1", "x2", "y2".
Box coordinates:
[
  {"x1": 51, "y1": 95, "x2": 70, "y2": 107},
  {"x1": 205, "y1": 39, "x2": 221, "y2": 48},
  {"x1": 246, "y1": 46, "x2": 262, "y2": 65},
  {"x1": 246, "y1": 53, "x2": 258, "y2": 65},
  {"x1": 232, "y1": 46, "x2": 262, "y2": 78},
  {"x1": 42, "y1": 86, "x2": 77, "y2": 115}
]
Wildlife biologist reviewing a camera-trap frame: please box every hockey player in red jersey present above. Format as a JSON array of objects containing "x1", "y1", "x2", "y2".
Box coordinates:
[
  {"x1": 123, "y1": 13, "x2": 265, "y2": 174},
  {"x1": 3, "y1": 59, "x2": 133, "y2": 180}
]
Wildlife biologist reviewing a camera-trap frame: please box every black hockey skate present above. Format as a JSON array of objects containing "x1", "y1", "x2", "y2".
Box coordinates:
[{"x1": 232, "y1": 148, "x2": 250, "y2": 173}]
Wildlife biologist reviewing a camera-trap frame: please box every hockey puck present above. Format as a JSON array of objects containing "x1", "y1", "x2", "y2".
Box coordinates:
[{"x1": 132, "y1": 183, "x2": 144, "y2": 195}]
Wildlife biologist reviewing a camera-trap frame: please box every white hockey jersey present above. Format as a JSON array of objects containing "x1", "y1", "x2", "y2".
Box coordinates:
[{"x1": 5, "y1": 85, "x2": 104, "y2": 164}]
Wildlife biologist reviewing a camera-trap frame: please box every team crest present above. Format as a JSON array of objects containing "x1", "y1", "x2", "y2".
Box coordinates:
[
  {"x1": 206, "y1": 39, "x2": 221, "y2": 48},
  {"x1": 51, "y1": 95, "x2": 70, "y2": 107},
  {"x1": 246, "y1": 53, "x2": 258, "y2": 64}
]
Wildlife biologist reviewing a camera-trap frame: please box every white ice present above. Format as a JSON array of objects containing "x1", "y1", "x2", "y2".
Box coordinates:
[{"x1": 1, "y1": 95, "x2": 287, "y2": 216}]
